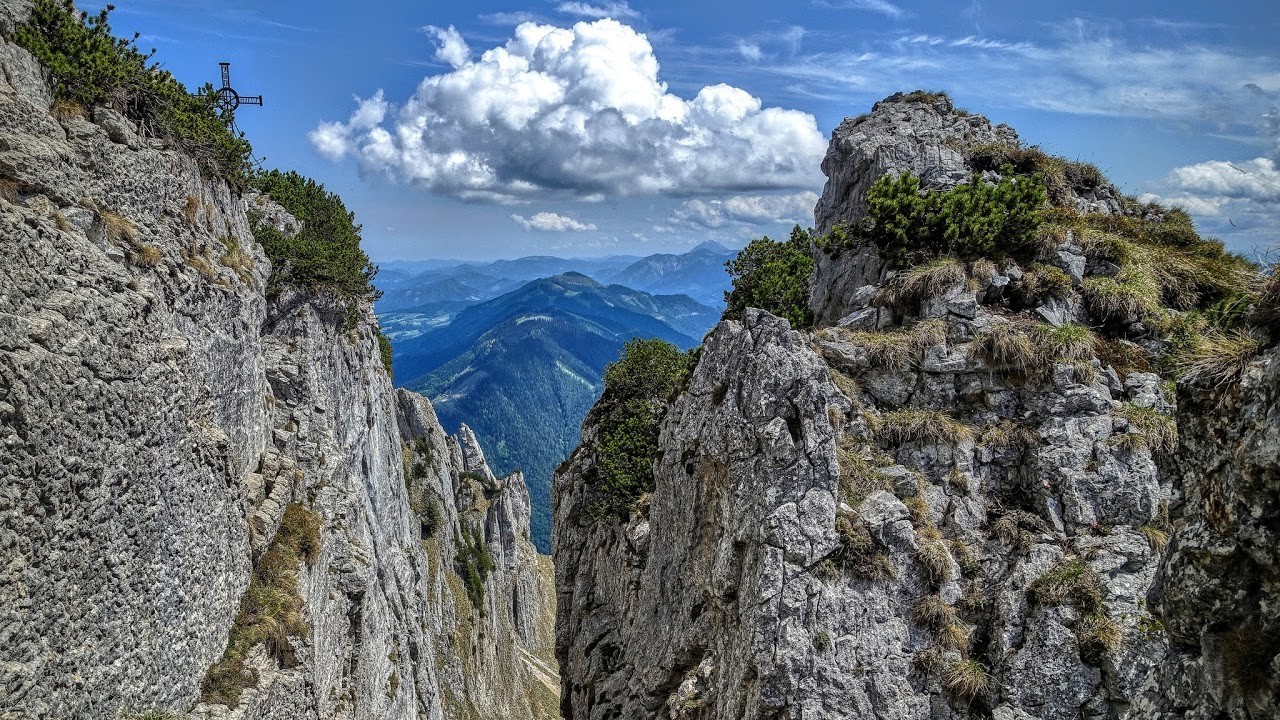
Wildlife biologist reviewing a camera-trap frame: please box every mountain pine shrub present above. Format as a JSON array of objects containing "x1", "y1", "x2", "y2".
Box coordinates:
[
  {"x1": 591, "y1": 338, "x2": 695, "y2": 511},
  {"x1": 856, "y1": 170, "x2": 1046, "y2": 268},
  {"x1": 724, "y1": 225, "x2": 815, "y2": 329},
  {"x1": 247, "y1": 170, "x2": 380, "y2": 302}
]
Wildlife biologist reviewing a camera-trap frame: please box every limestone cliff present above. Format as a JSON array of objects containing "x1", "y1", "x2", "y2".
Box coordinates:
[
  {"x1": 0, "y1": 3, "x2": 557, "y2": 718},
  {"x1": 1137, "y1": 341, "x2": 1280, "y2": 718},
  {"x1": 553, "y1": 91, "x2": 1275, "y2": 719}
]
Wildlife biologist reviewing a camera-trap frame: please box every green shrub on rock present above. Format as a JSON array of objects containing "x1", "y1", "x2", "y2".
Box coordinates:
[
  {"x1": 248, "y1": 170, "x2": 380, "y2": 302},
  {"x1": 724, "y1": 226, "x2": 815, "y2": 329},
  {"x1": 860, "y1": 170, "x2": 1046, "y2": 268},
  {"x1": 590, "y1": 338, "x2": 695, "y2": 512}
]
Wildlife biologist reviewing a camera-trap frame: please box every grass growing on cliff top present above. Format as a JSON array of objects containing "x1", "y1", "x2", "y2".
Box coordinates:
[
  {"x1": 589, "y1": 338, "x2": 695, "y2": 513},
  {"x1": 15, "y1": 0, "x2": 253, "y2": 185},
  {"x1": 202, "y1": 504, "x2": 322, "y2": 707}
]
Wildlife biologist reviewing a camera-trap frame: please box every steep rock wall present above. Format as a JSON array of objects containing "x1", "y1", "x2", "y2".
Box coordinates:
[
  {"x1": 1136, "y1": 346, "x2": 1280, "y2": 718},
  {"x1": 554, "y1": 94, "x2": 1184, "y2": 719},
  {"x1": 0, "y1": 7, "x2": 556, "y2": 718}
]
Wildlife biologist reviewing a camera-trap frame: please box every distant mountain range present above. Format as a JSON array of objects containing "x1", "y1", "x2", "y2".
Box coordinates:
[
  {"x1": 376, "y1": 241, "x2": 735, "y2": 337},
  {"x1": 381, "y1": 268, "x2": 723, "y2": 551},
  {"x1": 606, "y1": 241, "x2": 736, "y2": 306}
]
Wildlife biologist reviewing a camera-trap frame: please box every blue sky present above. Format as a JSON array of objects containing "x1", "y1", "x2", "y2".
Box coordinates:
[{"x1": 94, "y1": 0, "x2": 1280, "y2": 261}]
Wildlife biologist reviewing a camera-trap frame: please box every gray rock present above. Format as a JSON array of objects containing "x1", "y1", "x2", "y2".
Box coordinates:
[{"x1": 0, "y1": 30, "x2": 557, "y2": 720}]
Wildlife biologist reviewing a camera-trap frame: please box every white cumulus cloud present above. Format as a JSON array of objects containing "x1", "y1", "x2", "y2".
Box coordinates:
[
  {"x1": 1142, "y1": 157, "x2": 1280, "y2": 255},
  {"x1": 423, "y1": 25, "x2": 470, "y2": 68},
  {"x1": 670, "y1": 191, "x2": 820, "y2": 229},
  {"x1": 511, "y1": 211, "x2": 598, "y2": 232},
  {"x1": 309, "y1": 19, "x2": 825, "y2": 202}
]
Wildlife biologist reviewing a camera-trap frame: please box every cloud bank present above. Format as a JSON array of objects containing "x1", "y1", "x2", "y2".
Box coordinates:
[
  {"x1": 511, "y1": 211, "x2": 598, "y2": 232},
  {"x1": 669, "y1": 191, "x2": 819, "y2": 229},
  {"x1": 311, "y1": 19, "x2": 826, "y2": 203}
]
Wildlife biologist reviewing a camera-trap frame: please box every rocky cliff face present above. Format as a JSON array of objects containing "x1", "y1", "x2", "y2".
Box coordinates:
[
  {"x1": 1136, "y1": 345, "x2": 1280, "y2": 718},
  {"x1": 553, "y1": 91, "x2": 1277, "y2": 719},
  {"x1": 810, "y1": 92, "x2": 1123, "y2": 327},
  {"x1": 0, "y1": 5, "x2": 556, "y2": 718}
]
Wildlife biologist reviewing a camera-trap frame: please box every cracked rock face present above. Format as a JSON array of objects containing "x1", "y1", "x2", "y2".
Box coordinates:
[
  {"x1": 555, "y1": 304, "x2": 1172, "y2": 719},
  {"x1": 1135, "y1": 346, "x2": 1280, "y2": 719},
  {"x1": 0, "y1": 14, "x2": 557, "y2": 720},
  {"x1": 552, "y1": 93, "x2": 1200, "y2": 720}
]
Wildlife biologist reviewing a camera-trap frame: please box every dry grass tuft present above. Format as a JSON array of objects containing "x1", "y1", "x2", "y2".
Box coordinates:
[
  {"x1": 1250, "y1": 270, "x2": 1280, "y2": 339},
  {"x1": 1082, "y1": 273, "x2": 1161, "y2": 323},
  {"x1": 184, "y1": 194, "x2": 202, "y2": 227},
  {"x1": 1222, "y1": 624, "x2": 1280, "y2": 699},
  {"x1": 101, "y1": 209, "x2": 137, "y2": 246},
  {"x1": 942, "y1": 659, "x2": 991, "y2": 700},
  {"x1": 1077, "y1": 613, "x2": 1125, "y2": 661},
  {"x1": 874, "y1": 409, "x2": 973, "y2": 447},
  {"x1": 980, "y1": 421, "x2": 1040, "y2": 454},
  {"x1": 936, "y1": 622, "x2": 972, "y2": 652},
  {"x1": 836, "y1": 443, "x2": 892, "y2": 509},
  {"x1": 915, "y1": 537, "x2": 953, "y2": 584},
  {"x1": 1138, "y1": 524, "x2": 1168, "y2": 552},
  {"x1": 133, "y1": 244, "x2": 163, "y2": 268},
  {"x1": 1113, "y1": 403, "x2": 1177, "y2": 455},
  {"x1": 53, "y1": 212, "x2": 71, "y2": 232},
  {"x1": 1018, "y1": 263, "x2": 1074, "y2": 302},
  {"x1": 911, "y1": 595, "x2": 958, "y2": 630},
  {"x1": 840, "y1": 320, "x2": 947, "y2": 371},
  {"x1": 833, "y1": 513, "x2": 896, "y2": 580},
  {"x1": 1035, "y1": 323, "x2": 1097, "y2": 362},
  {"x1": 0, "y1": 178, "x2": 19, "y2": 204},
  {"x1": 876, "y1": 257, "x2": 967, "y2": 307},
  {"x1": 970, "y1": 321, "x2": 1039, "y2": 374},
  {"x1": 828, "y1": 367, "x2": 863, "y2": 408},
  {"x1": 1029, "y1": 558, "x2": 1103, "y2": 612},
  {"x1": 219, "y1": 237, "x2": 255, "y2": 285},
  {"x1": 1176, "y1": 330, "x2": 1261, "y2": 388}
]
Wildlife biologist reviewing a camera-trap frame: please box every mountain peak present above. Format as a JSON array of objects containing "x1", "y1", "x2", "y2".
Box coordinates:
[
  {"x1": 690, "y1": 240, "x2": 734, "y2": 255},
  {"x1": 549, "y1": 271, "x2": 603, "y2": 287}
]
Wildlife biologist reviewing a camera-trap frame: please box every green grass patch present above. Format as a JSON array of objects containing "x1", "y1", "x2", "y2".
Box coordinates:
[{"x1": 201, "y1": 504, "x2": 321, "y2": 706}]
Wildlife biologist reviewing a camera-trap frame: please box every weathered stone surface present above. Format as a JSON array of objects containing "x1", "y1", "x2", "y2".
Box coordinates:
[
  {"x1": 1134, "y1": 346, "x2": 1280, "y2": 718},
  {"x1": 0, "y1": 21, "x2": 556, "y2": 720},
  {"x1": 554, "y1": 92, "x2": 1191, "y2": 720}
]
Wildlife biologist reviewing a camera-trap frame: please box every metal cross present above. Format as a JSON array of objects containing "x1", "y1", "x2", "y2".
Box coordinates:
[{"x1": 213, "y1": 62, "x2": 263, "y2": 115}]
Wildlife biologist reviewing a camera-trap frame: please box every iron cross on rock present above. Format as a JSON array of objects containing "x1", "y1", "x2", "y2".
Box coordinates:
[{"x1": 212, "y1": 62, "x2": 263, "y2": 115}]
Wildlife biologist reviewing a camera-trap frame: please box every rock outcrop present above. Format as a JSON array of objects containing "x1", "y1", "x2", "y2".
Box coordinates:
[
  {"x1": 810, "y1": 91, "x2": 1123, "y2": 327},
  {"x1": 0, "y1": 4, "x2": 557, "y2": 718},
  {"x1": 1136, "y1": 344, "x2": 1280, "y2": 718},
  {"x1": 552, "y1": 91, "x2": 1260, "y2": 719}
]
